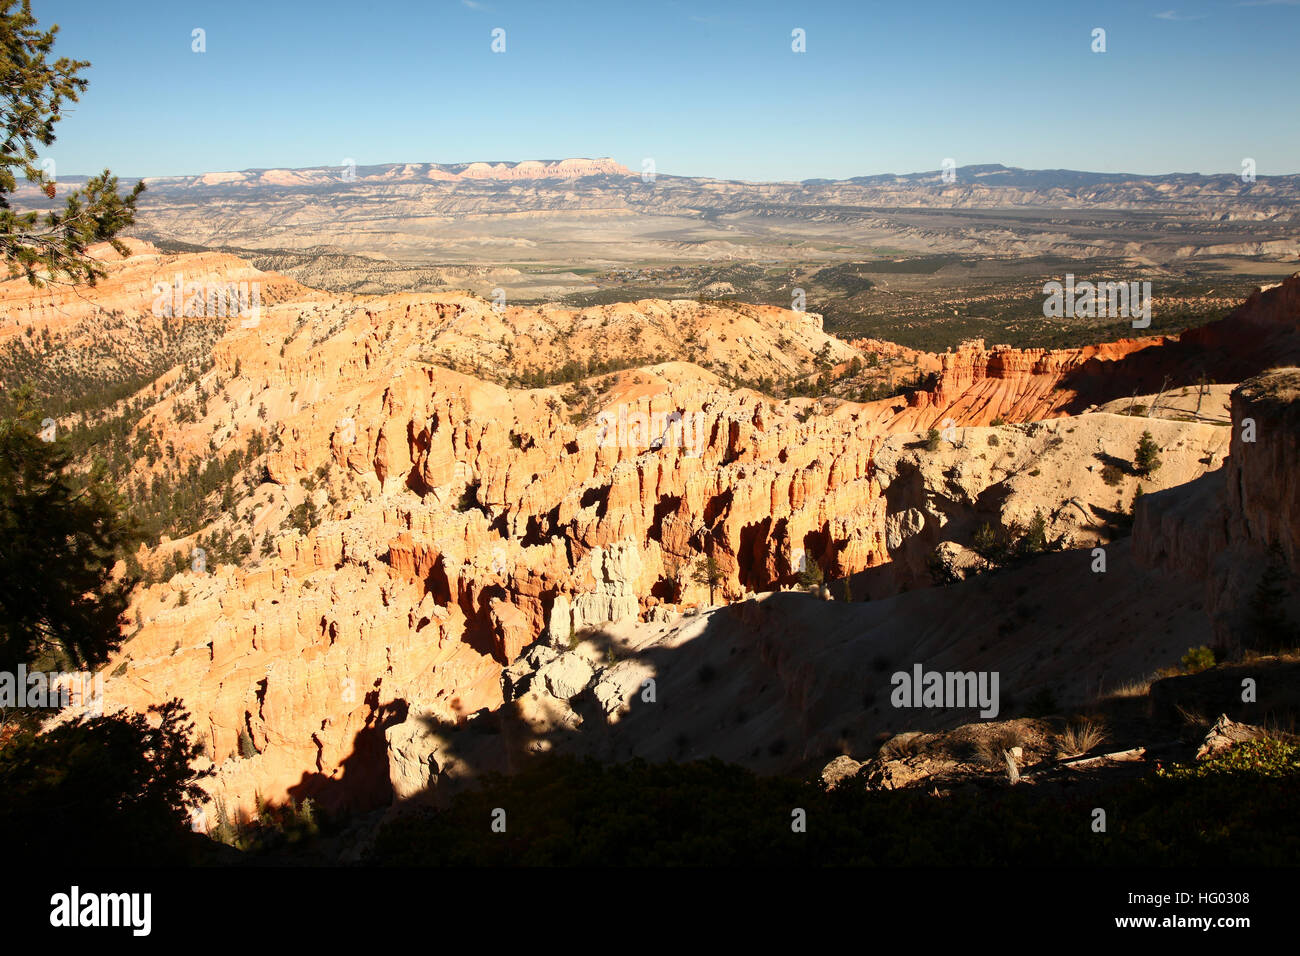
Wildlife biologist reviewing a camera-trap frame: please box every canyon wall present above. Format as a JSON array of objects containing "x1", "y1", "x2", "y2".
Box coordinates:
[{"x1": 1136, "y1": 367, "x2": 1300, "y2": 649}]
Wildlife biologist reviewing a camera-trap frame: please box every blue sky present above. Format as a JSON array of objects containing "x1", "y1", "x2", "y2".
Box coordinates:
[{"x1": 33, "y1": 0, "x2": 1300, "y2": 181}]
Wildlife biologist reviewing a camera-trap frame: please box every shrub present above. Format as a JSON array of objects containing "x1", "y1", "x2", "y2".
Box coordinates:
[
  {"x1": 924, "y1": 427, "x2": 942, "y2": 451},
  {"x1": 797, "y1": 559, "x2": 824, "y2": 591},
  {"x1": 1101, "y1": 462, "x2": 1124, "y2": 486},
  {"x1": 926, "y1": 547, "x2": 960, "y2": 586},
  {"x1": 1159, "y1": 737, "x2": 1298, "y2": 781},
  {"x1": 1181, "y1": 645, "x2": 1216, "y2": 673},
  {"x1": 972, "y1": 522, "x2": 1013, "y2": 567},
  {"x1": 1018, "y1": 509, "x2": 1048, "y2": 556},
  {"x1": 212, "y1": 795, "x2": 323, "y2": 853},
  {"x1": 454, "y1": 482, "x2": 481, "y2": 513}
]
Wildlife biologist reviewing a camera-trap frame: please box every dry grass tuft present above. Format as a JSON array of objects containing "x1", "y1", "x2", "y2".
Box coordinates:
[
  {"x1": 1056, "y1": 718, "x2": 1107, "y2": 759},
  {"x1": 1100, "y1": 673, "x2": 1156, "y2": 700},
  {"x1": 1259, "y1": 713, "x2": 1300, "y2": 744},
  {"x1": 975, "y1": 727, "x2": 1024, "y2": 768}
]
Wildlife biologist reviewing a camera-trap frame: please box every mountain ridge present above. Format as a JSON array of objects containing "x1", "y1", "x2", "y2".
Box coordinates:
[{"x1": 29, "y1": 159, "x2": 1300, "y2": 194}]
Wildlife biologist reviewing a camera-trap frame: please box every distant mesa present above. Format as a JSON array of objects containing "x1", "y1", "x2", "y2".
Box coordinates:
[{"x1": 140, "y1": 157, "x2": 634, "y2": 190}]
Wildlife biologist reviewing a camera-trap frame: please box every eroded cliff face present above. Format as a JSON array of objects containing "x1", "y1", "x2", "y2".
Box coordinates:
[
  {"x1": 1227, "y1": 372, "x2": 1300, "y2": 567},
  {"x1": 890, "y1": 337, "x2": 1164, "y2": 428},
  {"x1": 900, "y1": 269, "x2": 1300, "y2": 425},
  {"x1": 17, "y1": 244, "x2": 1296, "y2": 825},
  {"x1": 1135, "y1": 368, "x2": 1300, "y2": 648}
]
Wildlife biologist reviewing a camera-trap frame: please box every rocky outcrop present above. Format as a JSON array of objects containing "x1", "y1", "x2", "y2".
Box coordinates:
[{"x1": 820, "y1": 754, "x2": 863, "y2": 789}]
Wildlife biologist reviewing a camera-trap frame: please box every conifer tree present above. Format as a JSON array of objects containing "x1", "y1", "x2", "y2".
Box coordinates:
[
  {"x1": 691, "y1": 553, "x2": 725, "y2": 604},
  {"x1": 1134, "y1": 430, "x2": 1162, "y2": 477},
  {"x1": 0, "y1": 386, "x2": 138, "y2": 671},
  {"x1": 1, "y1": 0, "x2": 144, "y2": 286}
]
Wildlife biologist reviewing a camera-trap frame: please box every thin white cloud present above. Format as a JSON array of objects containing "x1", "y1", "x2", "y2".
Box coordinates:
[{"x1": 1154, "y1": 9, "x2": 1208, "y2": 18}]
